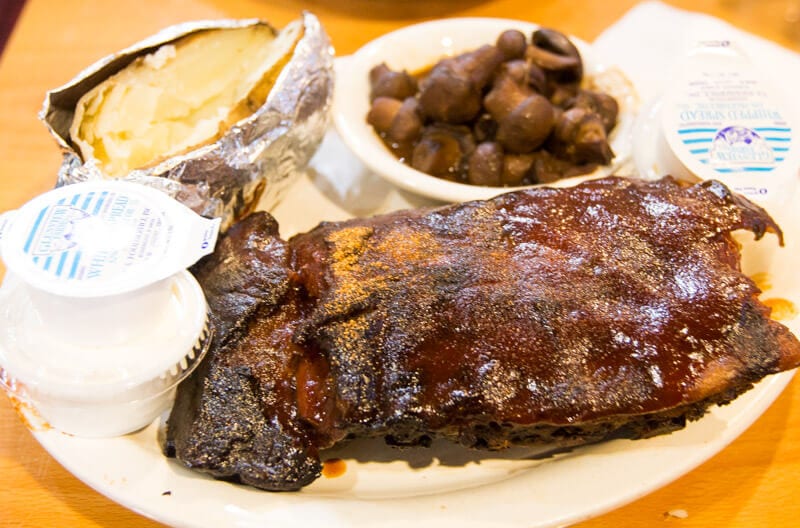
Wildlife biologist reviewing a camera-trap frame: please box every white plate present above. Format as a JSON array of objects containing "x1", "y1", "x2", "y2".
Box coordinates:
[
  {"x1": 333, "y1": 18, "x2": 639, "y2": 203},
  {"x1": 30, "y1": 125, "x2": 800, "y2": 528}
]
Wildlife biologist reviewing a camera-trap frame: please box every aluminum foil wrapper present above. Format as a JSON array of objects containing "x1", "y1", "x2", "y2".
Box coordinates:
[{"x1": 40, "y1": 13, "x2": 334, "y2": 231}]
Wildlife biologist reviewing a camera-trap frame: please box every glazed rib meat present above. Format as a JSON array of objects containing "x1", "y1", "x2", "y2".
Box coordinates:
[{"x1": 165, "y1": 176, "x2": 800, "y2": 491}]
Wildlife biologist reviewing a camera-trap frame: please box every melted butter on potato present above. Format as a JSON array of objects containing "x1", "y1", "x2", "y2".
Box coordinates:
[{"x1": 70, "y1": 21, "x2": 304, "y2": 178}]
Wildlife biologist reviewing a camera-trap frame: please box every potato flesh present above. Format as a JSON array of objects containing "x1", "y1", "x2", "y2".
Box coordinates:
[{"x1": 70, "y1": 22, "x2": 303, "y2": 178}]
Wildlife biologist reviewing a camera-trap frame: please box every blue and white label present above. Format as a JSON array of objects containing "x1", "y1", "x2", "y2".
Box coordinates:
[
  {"x1": 676, "y1": 123, "x2": 789, "y2": 175},
  {"x1": 26, "y1": 205, "x2": 88, "y2": 256},
  {"x1": 709, "y1": 126, "x2": 779, "y2": 171},
  {"x1": 17, "y1": 189, "x2": 169, "y2": 283}
]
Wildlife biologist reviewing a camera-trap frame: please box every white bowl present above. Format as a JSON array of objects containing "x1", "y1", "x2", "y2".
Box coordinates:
[{"x1": 334, "y1": 17, "x2": 639, "y2": 203}]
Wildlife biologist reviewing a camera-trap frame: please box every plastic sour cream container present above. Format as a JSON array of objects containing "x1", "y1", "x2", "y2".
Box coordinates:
[
  {"x1": 634, "y1": 40, "x2": 798, "y2": 208},
  {"x1": 0, "y1": 180, "x2": 220, "y2": 437}
]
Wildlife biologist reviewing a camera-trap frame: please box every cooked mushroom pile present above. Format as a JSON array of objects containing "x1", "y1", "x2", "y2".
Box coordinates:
[{"x1": 366, "y1": 28, "x2": 620, "y2": 187}]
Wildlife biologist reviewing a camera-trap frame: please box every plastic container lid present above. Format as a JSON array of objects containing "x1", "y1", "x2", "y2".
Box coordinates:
[
  {"x1": 0, "y1": 180, "x2": 220, "y2": 297},
  {"x1": 634, "y1": 40, "x2": 798, "y2": 208}
]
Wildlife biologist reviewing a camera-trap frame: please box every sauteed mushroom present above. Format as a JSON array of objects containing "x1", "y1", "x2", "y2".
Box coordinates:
[
  {"x1": 496, "y1": 29, "x2": 527, "y2": 60},
  {"x1": 418, "y1": 45, "x2": 504, "y2": 123},
  {"x1": 411, "y1": 124, "x2": 475, "y2": 180},
  {"x1": 502, "y1": 153, "x2": 535, "y2": 185},
  {"x1": 530, "y1": 27, "x2": 583, "y2": 81},
  {"x1": 369, "y1": 63, "x2": 418, "y2": 102},
  {"x1": 367, "y1": 96, "x2": 403, "y2": 133},
  {"x1": 567, "y1": 90, "x2": 619, "y2": 132},
  {"x1": 389, "y1": 98, "x2": 423, "y2": 143},
  {"x1": 467, "y1": 141, "x2": 504, "y2": 186},
  {"x1": 550, "y1": 107, "x2": 614, "y2": 164},
  {"x1": 496, "y1": 93, "x2": 555, "y2": 154},
  {"x1": 484, "y1": 75, "x2": 555, "y2": 153}
]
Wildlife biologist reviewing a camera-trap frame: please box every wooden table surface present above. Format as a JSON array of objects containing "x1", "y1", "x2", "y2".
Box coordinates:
[{"x1": 2, "y1": 0, "x2": 800, "y2": 526}]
